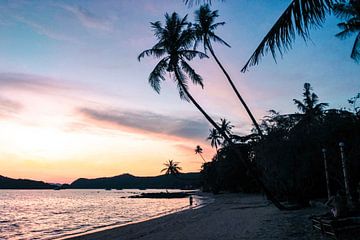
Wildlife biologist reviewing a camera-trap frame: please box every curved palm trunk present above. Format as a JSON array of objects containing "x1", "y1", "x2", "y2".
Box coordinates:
[
  {"x1": 199, "y1": 153, "x2": 206, "y2": 163},
  {"x1": 205, "y1": 40, "x2": 263, "y2": 137},
  {"x1": 174, "y1": 69, "x2": 286, "y2": 211}
]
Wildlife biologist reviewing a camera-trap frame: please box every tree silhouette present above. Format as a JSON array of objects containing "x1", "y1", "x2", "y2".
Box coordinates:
[
  {"x1": 139, "y1": 11, "x2": 287, "y2": 210},
  {"x1": 195, "y1": 145, "x2": 206, "y2": 162},
  {"x1": 207, "y1": 128, "x2": 221, "y2": 151},
  {"x1": 293, "y1": 83, "x2": 329, "y2": 123},
  {"x1": 194, "y1": 4, "x2": 263, "y2": 136},
  {"x1": 161, "y1": 160, "x2": 182, "y2": 175},
  {"x1": 333, "y1": 0, "x2": 360, "y2": 62}
]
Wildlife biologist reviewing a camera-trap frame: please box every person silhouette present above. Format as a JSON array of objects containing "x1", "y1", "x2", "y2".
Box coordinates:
[{"x1": 326, "y1": 191, "x2": 347, "y2": 218}]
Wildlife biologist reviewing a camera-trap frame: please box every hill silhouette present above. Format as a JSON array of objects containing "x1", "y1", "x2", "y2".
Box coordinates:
[
  {"x1": 0, "y1": 173, "x2": 201, "y2": 189},
  {"x1": 70, "y1": 173, "x2": 201, "y2": 189},
  {"x1": 0, "y1": 175, "x2": 55, "y2": 189}
]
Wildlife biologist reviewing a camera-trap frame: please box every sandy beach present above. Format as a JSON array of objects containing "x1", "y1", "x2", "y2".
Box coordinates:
[{"x1": 63, "y1": 193, "x2": 325, "y2": 240}]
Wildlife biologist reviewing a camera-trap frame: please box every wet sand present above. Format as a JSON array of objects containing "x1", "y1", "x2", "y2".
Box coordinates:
[{"x1": 63, "y1": 193, "x2": 325, "y2": 240}]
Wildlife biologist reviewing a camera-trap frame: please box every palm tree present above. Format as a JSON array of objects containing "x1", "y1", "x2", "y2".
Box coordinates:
[
  {"x1": 194, "y1": 5, "x2": 263, "y2": 136},
  {"x1": 293, "y1": 83, "x2": 329, "y2": 123},
  {"x1": 161, "y1": 159, "x2": 182, "y2": 175},
  {"x1": 195, "y1": 145, "x2": 206, "y2": 162},
  {"x1": 139, "y1": 11, "x2": 287, "y2": 210},
  {"x1": 218, "y1": 118, "x2": 234, "y2": 136},
  {"x1": 240, "y1": 0, "x2": 333, "y2": 72},
  {"x1": 207, "y1": 128, "x2": 222, "y2": 151},
  {"x1": 333, "y1": 0, "x2": 360, "y2": 62}
]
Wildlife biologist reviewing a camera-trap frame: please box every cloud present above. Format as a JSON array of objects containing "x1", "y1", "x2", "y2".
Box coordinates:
[
  {"x1": 0, "y1": 72, "x2": 70, "y2": 93},
  {"x1": 77, "y1": 107, "x2": 210, "y2": 140},
  {"x1": 60, "y1": 4, "x2": 113, "y2": 32},
  {"x1": 0, "y1": 96, "x2": 22, "y2": 118},
  {"x1": 15, "y1": 16, "x2": 78, "y2": 43}
]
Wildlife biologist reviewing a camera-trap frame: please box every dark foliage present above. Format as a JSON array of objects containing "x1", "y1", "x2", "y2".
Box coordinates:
[
  {"x1": 254, "y1": 86, "x2": 360, "y2": 205},
  {"x1": 201, "y1": 143, "x2": 259, "y2": 194}
]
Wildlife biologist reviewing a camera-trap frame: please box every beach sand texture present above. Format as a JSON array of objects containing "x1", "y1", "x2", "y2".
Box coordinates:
[{"x1": 64, "y1": 193, "x2": 325, "y2": 240}]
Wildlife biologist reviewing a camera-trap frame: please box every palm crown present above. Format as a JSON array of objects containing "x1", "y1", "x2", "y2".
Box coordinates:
[
  {"x1": 207, "y1": 128, "x2": 221, "y2": 150},
  {"x1": 193, "y1": 4, "x2": 230, "y2": 52},
  {"x1": 161, "y1": 160, "x2": 182, "y2": 175},
  {"x1": 195, "y1": 145, "x2": 206, "y2": 162},
  {"x1": 293, "y1": 83, "x2": 328, "y2": 119},
  {"x1": 333, "y1": 0, "x2": 360, "y2": 61},
  {"x1": 138, "y1": 12, "x2": 208, "y2": 100}
]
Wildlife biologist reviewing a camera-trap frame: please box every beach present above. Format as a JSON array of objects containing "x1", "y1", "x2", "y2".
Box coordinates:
[{"x1": 64, "y1": 193, "x2": 325, "y2": 240}]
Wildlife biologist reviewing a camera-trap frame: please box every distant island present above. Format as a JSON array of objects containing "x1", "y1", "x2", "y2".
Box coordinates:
[
  {"x1": 0, "y1": 173, "x2": 201, "y2": 190},
  {"x1": 0, "y1": 175, "x2": 56, "y2": 189}
]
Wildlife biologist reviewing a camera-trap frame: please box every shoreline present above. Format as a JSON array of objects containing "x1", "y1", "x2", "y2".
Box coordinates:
[
  {"x1": 57, "y1": 191, "x2": 210, "y2": 240},
  {"x1": 60, "y1": 193, "x2": 326, "y2": 240}
]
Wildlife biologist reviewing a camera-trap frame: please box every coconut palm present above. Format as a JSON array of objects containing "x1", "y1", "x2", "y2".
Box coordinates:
[
  {"x1": 161, "y1": 160, "x2": 182, "y2": 175},
  {"x1": 293, "y1": 83, "x2": 329, "y2": 123},
  {"x1": 139, "y1": 11, "x2": 287, "y2": 210},
  {"x1": 195, "y1": 145, "x2": 206, "y2": 162},
  {"x1": 218, "y1": 118, "x2": 234, "y2": 136},
  {"x1": 207, "y1": 128, "x2": 222, "y2": 151},
  {"x1": 333, "y1": 0, "x2": 360, "y2": 62},
  {"x1": 194, "y1": 5, "x2": 263, "y2": 136}
]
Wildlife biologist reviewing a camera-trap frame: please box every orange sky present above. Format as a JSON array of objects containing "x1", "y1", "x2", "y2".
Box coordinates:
[{"x1": 0, "y1": 80, "x2": 216, "y2": 183}]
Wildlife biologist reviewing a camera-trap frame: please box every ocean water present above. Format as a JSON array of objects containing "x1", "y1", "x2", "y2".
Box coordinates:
[{"x1": 0, "y1": 189, "x2": 204, "y2": 240}]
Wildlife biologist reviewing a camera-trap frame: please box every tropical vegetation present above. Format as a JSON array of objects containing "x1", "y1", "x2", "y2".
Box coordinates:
[
  {"x1": 139, "y1": 9, "x2": 287, "y2": 210},
  {"x1": 201, "y1": 84, "x2": 360, "y2": 206},
  {"x1": 139, "y1": 3, "x2": 359, "y2": 210}
]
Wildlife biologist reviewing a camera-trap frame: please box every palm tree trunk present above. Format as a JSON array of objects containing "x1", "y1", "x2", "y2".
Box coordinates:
[
  {"x1": 205, "y1": 40, "x2": 263, "y2": 137},
  {"x1": 199, "y1": 153, "x2": 206, "y2": 163},
  {"x1": 174, "y1": 69, "x2": 287, "y2": 210}
]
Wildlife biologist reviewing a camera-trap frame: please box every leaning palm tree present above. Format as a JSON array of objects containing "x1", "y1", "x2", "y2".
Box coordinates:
[
  {"x1": 185, "y1": 0, "x2": 333, "y2": 72},
  {"x1": 195, "y1": 145, "x2": 206, "y2": 162},
  {"x1": 161, "y1": 159, "x2": 182, "y2": 175},
  {"x1": 333, "y1": 0, "x2": 360, "y2": 62},
  {"x1": 138, "y1": 11, "x2": 287, "y2": 210},
  {"x1": 194, "y1": 5, "x2": 263, "y2": 136}
]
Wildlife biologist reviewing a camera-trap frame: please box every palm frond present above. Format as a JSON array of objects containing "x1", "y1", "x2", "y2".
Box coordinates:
[
  {"x1": 351, "y1": 32, "x2": 360, "y2": 61},
  {"x1": 180, "y1": 60, "x2": 204, "y2": 88},
  {"x1": 209, "y1": 22, "x2": 226, "y2": 30},
  {"x1": 138, "y1": 48, "x2": 166, "y2": 61},
  {"x1": 180, "y1": 50, "x2": 208, "y2": 60},
  {"x1": 148, "y1": 58, "x2": 169, "y2": 93},
  {"x1": 208, "y1": 32, "x2": 231, "y2": 47},
  {"x1": 184, "y1": 0, "x2": 216, "y2": 7},
  {"x1": 150, "y1": 21, "x2": 164, "y2": 38},
  {"x1": 293, "y1": 99, "x2": 307, "y2": 113},
  {"x1": 241, "y1": 0, "x2": 332, "y2": 72},
  {"x1": 333, "y1": 2, "x2": 357, "y2": 19},
  {"x1": 314, "y1": 102, "x2": 329, "y2": 111},
  {"x1": 336, "y1": 23, "x2": 354, "y2": 39}
]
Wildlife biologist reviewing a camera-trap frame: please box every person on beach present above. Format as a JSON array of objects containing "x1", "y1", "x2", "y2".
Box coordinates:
[
  {"x1": 325, "y1": 191, "x2": 347, "y2": 218},
  {"x1": 189, "y1": 195, "x2": 193, "y2": 206}
]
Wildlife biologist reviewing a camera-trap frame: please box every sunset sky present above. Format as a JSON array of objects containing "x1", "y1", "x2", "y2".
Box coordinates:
[{"x1": 0, "y1": 0, "x2": 358, "y2": 183}]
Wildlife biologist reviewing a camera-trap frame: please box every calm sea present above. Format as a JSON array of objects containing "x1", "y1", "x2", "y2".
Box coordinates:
[{"x1": 0, "y1": 189, "x2": 205, "y2": 240}]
